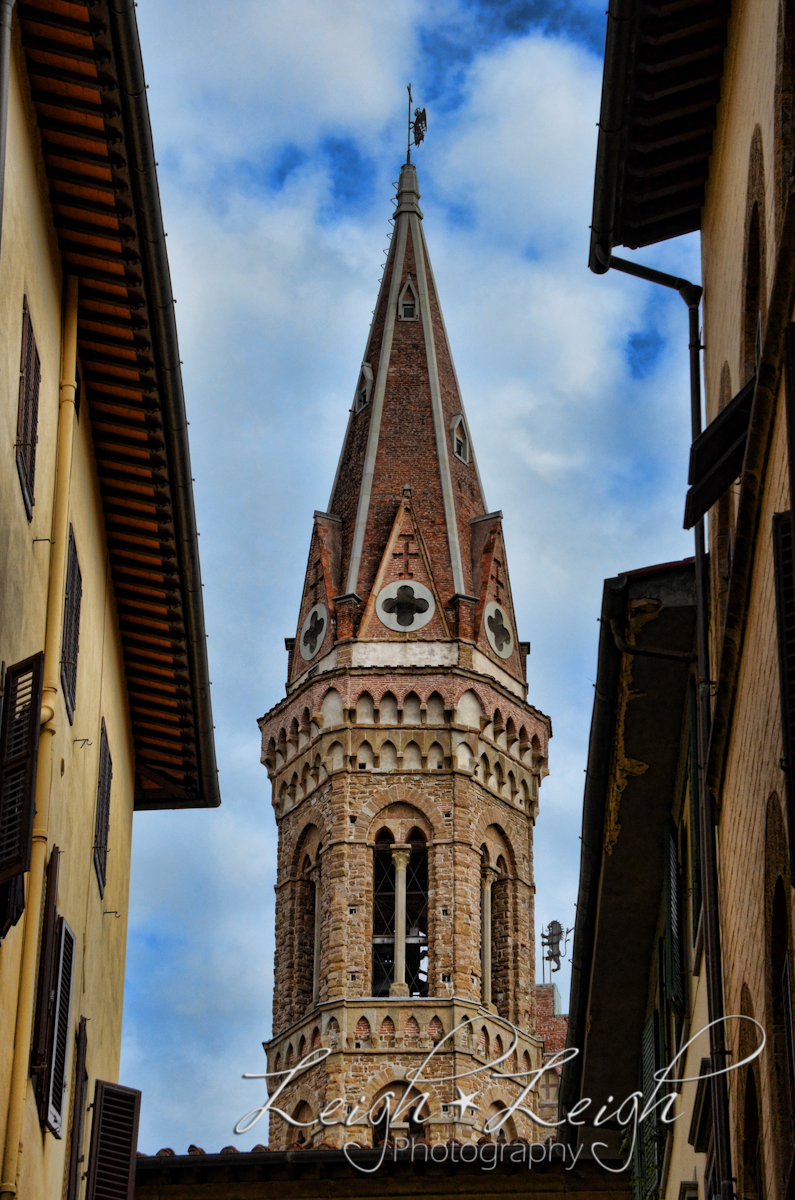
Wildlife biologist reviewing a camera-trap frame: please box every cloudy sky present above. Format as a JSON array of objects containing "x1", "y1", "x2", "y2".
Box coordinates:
[{"x1": 120, "y1": 0, "x2": 701, "y2": 1154}]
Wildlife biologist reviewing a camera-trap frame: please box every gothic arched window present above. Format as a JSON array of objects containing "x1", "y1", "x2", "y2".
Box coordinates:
[
  {"x1": 372, "y1": 831, "x2": 395, "y2": 997},
  {"x1": 451, "y1": 415, "x2": 469, "y2": 464}
]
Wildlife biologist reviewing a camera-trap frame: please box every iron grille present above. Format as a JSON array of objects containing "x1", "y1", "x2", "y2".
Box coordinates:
[
  {"x1": 15, "y1": 297, "x2": 40, "y2": 521},
  {"x1": 61, "y1": 527, "x2": 82, "y2": 724}
]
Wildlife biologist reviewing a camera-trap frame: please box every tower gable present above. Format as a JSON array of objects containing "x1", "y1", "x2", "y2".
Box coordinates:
[
  {"x1": 357, "y1": 488, "x2": 450, "y2": 641},
  {"x1": 289, "y1": 513, "x2": 341, "y2": 683},
  {"x1": 471, "y1": 514, "x2": 523, "y2": 682}
]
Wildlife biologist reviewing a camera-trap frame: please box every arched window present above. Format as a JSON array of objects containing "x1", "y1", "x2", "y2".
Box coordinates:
[
  {"x1": 492, "y1": 856, "x2": 509, "y2": 1018},
  {"x1": 398, "y1": 277, "x2": 419, "y2": 321},
  {"x1": 372, "y1": 831, "x2": 395, "y2": 997},
  {"x1": 451, "y1": 415, "x2": 469, "y2": 463},
  {"x1": 296, "y1": 854, "x2": 316, "y2": 1010},
  {"x1": 405, "y1": 829, "x2": 429, "y2": 997},
  {"x1": 741, "y1": 1067, "x2": 762, "y2": 1200}
]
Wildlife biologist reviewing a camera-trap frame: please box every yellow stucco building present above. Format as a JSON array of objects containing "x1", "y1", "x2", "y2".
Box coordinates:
[{"x1": 0, "y1": 2, "x2": 219, "y2": 1198}]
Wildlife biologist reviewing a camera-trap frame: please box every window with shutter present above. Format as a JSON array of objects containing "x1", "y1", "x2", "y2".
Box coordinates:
[
  {"x1": 773, "y1": 511, "x2": 795, "y2": 884},
  {"x1": 93, "y1": 720, "x2": 112, "y2": 897},
  {"x1": 15, "y1": 298, "x2": 41, "y2": 521},
  {"x1": 61, "y1": 528, "x2": 82, "y2": 724},
  {"x1": 67, "y1": 1017, "x2": 88, "y2": 1200},
  {"x1": 688, "y1": 681, "x2": 702, "y2": 937},
  {"x1": 32, "y1": 847, "x2": 60, "y2": 1094},
  {"x1": 638, "y1": 1012, "x2": 661, "y2": 1200},
  {"x1": 45, "y1": 916, "x2": 75, "y2": 1136},
  {"x1": 665, "y1": 827, "x2": 684, "y2": 1013},
  {"x1": 85, "y1": 1079, "x2": 141, "y2": 1200},
  {"x1": 0, "y1": 653, "x2": 44, "y2": 884}
]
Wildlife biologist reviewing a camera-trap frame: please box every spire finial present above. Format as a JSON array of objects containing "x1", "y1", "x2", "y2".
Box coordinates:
[{"x1": 406, "y1": 84, "x2": 427, "y2": 166}]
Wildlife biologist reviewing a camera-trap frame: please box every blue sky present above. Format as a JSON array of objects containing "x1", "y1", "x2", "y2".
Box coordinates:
[{"x1": 121, "y1": 0, "x2": 701, "y2": 1154}]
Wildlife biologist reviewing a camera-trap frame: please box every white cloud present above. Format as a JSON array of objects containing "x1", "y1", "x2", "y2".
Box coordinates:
[{"x1": 123, "y1": 0, "x2": 702, "y2": 1155}]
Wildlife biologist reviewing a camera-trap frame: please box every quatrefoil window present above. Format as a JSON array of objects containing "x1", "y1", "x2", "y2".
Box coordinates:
[
  {"x1": 299, "y1": 603, "x2": 328, "y2": 661},
  {"x1": 380, "y1": 584, "x2": 429, "y2": 627},
  {"x1": 484, "y1": 600, "x2": 513, "y2": 659},
  {"x1": 376, "y1": 579, "x2": 435, "y2": 632}
]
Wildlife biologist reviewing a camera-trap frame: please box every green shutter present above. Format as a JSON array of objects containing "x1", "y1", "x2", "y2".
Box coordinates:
[
  {"x1": 688, "y1": 681, "x2": 702, "y2": 933},
  {"x1": 638, "y1": 1012, "x2": 660, "y2": 1200}
]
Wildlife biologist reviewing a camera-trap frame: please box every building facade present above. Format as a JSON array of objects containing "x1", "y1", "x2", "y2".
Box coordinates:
[
  {"x1": 0, "y1": 4, "x2": 219, "y2": 1199},
  {"x1": 258, "y1": 161, "x2": 551, "y2": 1150},
  {"x1": 565, "y1": 4, "x2": 795, "y2": 1200}
]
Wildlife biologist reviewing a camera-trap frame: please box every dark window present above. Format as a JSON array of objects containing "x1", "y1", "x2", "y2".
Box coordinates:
[
  {"x1": 61, "y1": 527, "x2": 82, "y2": 723},
  {"x1": 771, "y1": 876, "x2": 795, "y2": 1164},
  {"x1": 93, "y1": 720, "x2": 112, "y2": 897},
  {"x1": 402, "y1": 300, "x2": 415, "y2": 319},
  {"x1": 0, "y1": 654, "x2": 44, "y2": 886},
  {"x1": 15, "y1": 298, "x2": 41, "y2": 521},
  {"x1": 85, "y1": 1079, "x2": 141, "y2": 1200},
  {"x1": 372, "y1": 837, "x2": 395, "y2": 996},
  {"x1": 67, "y1": 1017, "x2": 89, "y2": 1200},
  {"x1": 405, "y1": 837, "x2": 428, "y2": 998}
]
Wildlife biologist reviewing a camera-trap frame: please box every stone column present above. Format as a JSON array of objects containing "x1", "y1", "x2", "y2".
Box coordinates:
[
  {"x1": 390, "y1": 844, "x2": 412, "y2": 997},
  {"x1": 481, "y1": 866, "x2": 499, "y2": 1008},
  {"x1": 310, "y1": 865, "x2": 322, "y2": 1007}
]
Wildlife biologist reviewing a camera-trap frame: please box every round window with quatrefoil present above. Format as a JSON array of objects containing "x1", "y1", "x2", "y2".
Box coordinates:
[
  {"x1": 376, "y1": 580, "x2": 435, "y2": 632},
  {"x1": 299, "y1": 603, "x2": 328, "y2": 661},
  {"x1": 484, "y1": 600, "x2": 513, "y2": 659}
]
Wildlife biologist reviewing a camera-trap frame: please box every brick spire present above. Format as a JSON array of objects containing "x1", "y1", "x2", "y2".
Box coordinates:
[{"x1": 289, "y1": 164, "x2": 527, "y2": 688}]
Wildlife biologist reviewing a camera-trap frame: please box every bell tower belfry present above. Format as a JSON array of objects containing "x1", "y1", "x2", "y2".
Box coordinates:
[{"x1": 258, "y1": 161, "x2": 551, "y2": 1149}]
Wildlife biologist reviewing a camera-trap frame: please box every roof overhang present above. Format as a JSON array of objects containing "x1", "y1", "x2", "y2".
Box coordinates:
[
  {"x1": 588, "y1": 0, "x2": 731, "y2": 272},
  {"x1": 561, "y1": 559, "x2": 696, "y2": 1129},
  {"x1": 16, "y1": 0, "x2": 219, "y2": 808}
]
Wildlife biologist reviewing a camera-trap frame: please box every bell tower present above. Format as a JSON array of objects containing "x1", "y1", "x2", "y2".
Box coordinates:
[{"x1": 258, "y1": 161, "x2": 551, "y2": 1149}]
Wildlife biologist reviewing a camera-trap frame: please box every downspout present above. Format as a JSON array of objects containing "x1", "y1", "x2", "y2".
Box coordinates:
[
  {"x1": 0, "y1": 277, "x2": 78, "y2": 1200},
  {"x1": 593, "y1": 248, "x2": 734, "y2": 1200},
  {"x1": 0, "y1": 1, "x2": 14, "y2": 262}
]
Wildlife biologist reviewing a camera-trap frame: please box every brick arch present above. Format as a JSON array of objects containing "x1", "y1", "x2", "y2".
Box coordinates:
[
  {"x1": 473, "y1": 814, "x2": 519, "y2": 874},
  {"x1": 290, "y1": 821, "x2": 323, "y2": 876},
  {"x1": 360, "y1": 783, "x2": 445, "y2": 842}
]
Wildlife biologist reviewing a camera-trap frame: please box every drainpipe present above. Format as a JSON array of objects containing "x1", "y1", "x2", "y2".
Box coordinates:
[
  {"x1": 595, "y1": 248, "x2": 733, "y2": 1200},
  {"x1": 0, "y1": 1, "x2": 14, "y2": 264},
  {"x1": 1, "y1": 277, "x2": 78, "y2": 1200}
]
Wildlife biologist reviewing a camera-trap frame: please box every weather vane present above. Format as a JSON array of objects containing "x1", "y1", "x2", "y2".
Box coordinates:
[{"x1": 406, "y1": 84, "x2": 427, "y2": 164}]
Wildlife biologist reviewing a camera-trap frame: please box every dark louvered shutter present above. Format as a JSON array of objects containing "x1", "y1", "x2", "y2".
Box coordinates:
[
  {"x1": 15, "y1": 298, "x2": 41, "y2": 521},
  {"x1": 32, "y1": 847, "x2": 60, "y2": 1092},
  {"x1": 94, "y1": 720, "x2": 112, "y2": 897},
  {"x1": 85, "y1": 1080, "x2": 141, "y2": 1200},
  {"x1": 783, "y1": 953, "x2": 795, "y2": 1125},
  {"x1": 0, "y1": 653, "x2": 43, "y2": 884},
  {"x1": 773, "y1": 511, "x2": 795, "y2": 885},
  {"x1": 665, "y1": 828, "x2": 684, "y2": 1012},
  {"x1": 639, "y1": 1012, "x2": 660, "y2": 1199},
  {"x1": 45, "y1": 918, "x2": 76, "y2": 1136},
  {"x1": 688, "y1": 681, "x2": 702, "y2": 935},
  {"x1": 67, "y1": 1017, "x2": 89, "y2": 1200},
  {"x1": 61, "y1": 527, "x2": 82, "y2": 724}
]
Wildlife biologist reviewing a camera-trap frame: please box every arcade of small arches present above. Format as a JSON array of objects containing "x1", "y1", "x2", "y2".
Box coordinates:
[{"x1": 262, "y1": 686, "x2": 548, "y2": 819}]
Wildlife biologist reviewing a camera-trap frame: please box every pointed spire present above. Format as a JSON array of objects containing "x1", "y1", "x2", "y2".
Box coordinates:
[{"x1": 288, "y1": 162, "x2": 525, "y2": 687}]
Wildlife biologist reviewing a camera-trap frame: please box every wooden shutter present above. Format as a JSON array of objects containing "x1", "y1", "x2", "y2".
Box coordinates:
[
  {"x1": 665, "y1": 827, "x2": 684, "y2": 1012},
  {"x1": 639, "y1": 1012, "x2": 660, "y2": 1199},
  {"x1": 0, "y1": 874, "x2": 26, "y2": 940},
  {"x1": 45, "y1": 917, "x2": 75, "y2": 1136},
  {"x1": 93, "y1": 720, "x2": 112, "y2": 897},
  {"x1": 61, "y1": 527, "x2": 82, "y2": 723},
  {"x1": 15, "y1": 297, "x2": 41, "y2": 521},
  {"x1": 85, "y1": 1079, "x2": 141, "y2": 1200},
  {"x1": 773, "y1": 511, "x2": 795, "y2": 885},
  {"x1": 32, "y1": 847, "x2": 60, "y2": 1089},
  {"x1": 0, "y1": 653, "x2": 44, "y2": 884},
  {"x1": 783, "y1": 953, "x2": 795, "y2": 1117},
  {"x1": 688, "y1": 680, "x2": 702, "y2": 936},
  {"x1": 67, "y1": 1017, "x2": 88, "y2": 1200}
]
